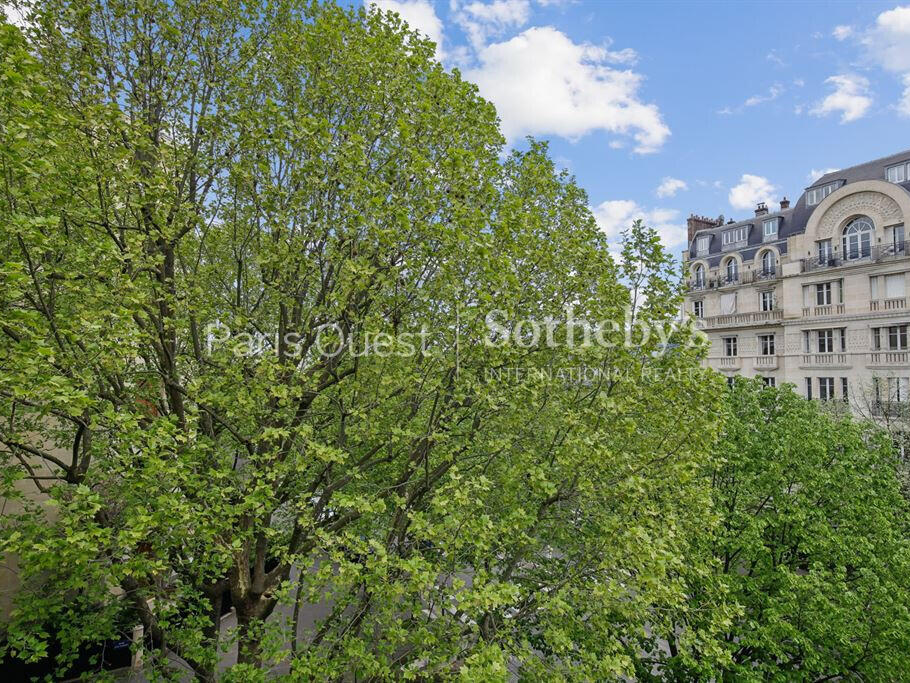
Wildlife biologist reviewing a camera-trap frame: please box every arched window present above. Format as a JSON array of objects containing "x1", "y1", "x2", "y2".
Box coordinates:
[
  {"x1": 694, "y1": 264, "x2": 705, "y2": 287},
  {"x1": 760, "y1": 250, "x2": 775, "y2": 275},
  {"x1": 725, "y1": 258, "x2": 738, "y2": 283},
  {"x1": 842, "y1": 217, "x2": 873, "y2": 260}
]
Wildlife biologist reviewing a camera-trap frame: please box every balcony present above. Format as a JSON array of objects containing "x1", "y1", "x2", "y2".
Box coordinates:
[
  {"x1": 700, "y1": 310, "x2": 783, "y2": 329},
  {"x1": 718, "y1": 356, "x2": 741, "y2": 370},
  {"x1": 801, "y1": 303, "x2": 846, "y2": 317},
  {"x1": 800, "y1": 353, "x2": 850, "y2": 368},
  {"x1": 868, "y1": 351, "x2": 909, "y2": 367},
  {"x1": 685, "y1": 268, "x2": 779, "y2": 292},
  {"x1": 753, "y1": 355, "x2": 778, "y2": 370},
  {"x1": 800, "y1": 240, "x2": 909, "y2": 273},
  {"x1": 869, "y1": 297, "x2": 906, "y2": 311}
]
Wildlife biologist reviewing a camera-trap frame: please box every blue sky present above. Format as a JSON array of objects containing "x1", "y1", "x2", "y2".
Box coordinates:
[{"x1": 370, "y1": 0, "x2": 910, "y2": 255}]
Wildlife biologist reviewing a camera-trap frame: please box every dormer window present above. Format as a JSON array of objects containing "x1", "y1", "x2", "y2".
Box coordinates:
[
  {"x1": 721, "y1": 226, "x2": 748, "y2": 247},
  {"x1": 696, "y1": 235, "x2": 710, "y2": 255},
  {"x1": 762, "y1": 217, "x2": 778, "y2": 240},
  {"x1": 806, "y1": 181, "x2": 844, "y2": 206},
  {"x1": 886, "y1": 162, "x2": 908, "y2": 184}
]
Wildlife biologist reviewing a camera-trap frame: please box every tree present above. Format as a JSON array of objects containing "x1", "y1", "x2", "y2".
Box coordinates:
[
  {"x1": 645, "y1": 380, "x2": 910, "y2": 680},
  {"x1": 0, "y1": 3, "x2": 722, "y2": 679}
]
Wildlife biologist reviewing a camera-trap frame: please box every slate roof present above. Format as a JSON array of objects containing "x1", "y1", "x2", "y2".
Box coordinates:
[{"x1": 689, "y1": 148, "x2": 910, "y2": 268}]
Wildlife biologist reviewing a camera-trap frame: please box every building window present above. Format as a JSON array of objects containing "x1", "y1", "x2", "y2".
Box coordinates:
[
  {"x1": 806, "y1": 181, "x2": 843, "y2": 206},
  {"x1": 759, "y1": 334, "x2": 775, "y2": 356},
  {"x1": 890, "y1": 377, "x2": 910, "y2": 402},
  {"x1": 693, "y1": 264, "x2": 706, "y2": 287},
  {"x1": 760, "y1": 290, "x2": 774, "y2": 312},
  {"x1": 760, "y1": 250, "x2": 775, "y2": 275},
  {"x1": 696, "y1": 236, "x2": 710, "y2": 255},
  {"x1": 890, "y1": 325, "x2": 909, "y2": 350},
  {"x1": 725, "y1": 258, "x2": 739, "y2": 283},
  {"x1": 843, "y1": 216, "x2": 873, "y2": 260},
  {"x1": 816, "y1": 282, "x2": 832, "y2": 306},
  {"x1": 806, "y1": 377, "x2": 812, "y2": 399},
  {"x1": 818, "y1": 329, "x2": 834, "y2": 353},
  {"x1": 693, "y1": 300, "x2": 704, "y2": 318},
  {"x1": 722, "y1": 226, "x2": 748, "y2": 245},
  {"x1": 723, "y1": 336, "x2": 738, "y2": 357},
  {"x1": 893, "y1": 225, "x2": 906, "y2": 251},
  {"x1": 762, "y1": 376, "x2": 776, "y2": 388},
  {"x1": 727, "y1": 376, "x2": 736, "y2": 388},
  {"x1": 841, "y1": 377, "x2": 848, "y2": 402},
  {"x1": 762, "y1": 218, "x2": 778, "y2": 240},
  {"x1": 817, "y1": 239, "x2": 833, "y2": 265},
  {"x1": 872, "y1": 325, "x2": 908, "y2": 350},
  {"x1": 819, "y1": 377, "x2": 835, "y2": 401},
  {"x1": 886, "y1": 162, "x2": 907, "y2": 184}
]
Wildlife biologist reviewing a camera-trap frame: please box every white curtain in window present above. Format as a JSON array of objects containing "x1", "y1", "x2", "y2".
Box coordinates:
[
  {"x1": 720, "y1": 293, "x2": 736, "y2": 314},
  {"x1": 885, "y1": 273, "x2": 906, "y2": 299}
]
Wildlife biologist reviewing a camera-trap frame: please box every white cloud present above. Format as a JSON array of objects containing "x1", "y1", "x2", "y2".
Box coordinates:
[
  {"x1": 810, "y1": 74, "x2": 872, "y2": 123},
  {"x1": 655, "y1": 177, "x2": 687, "y2": 198},
  {"x1": 766, "y1": 50, "x2": 786, "y2": 67},
  {"x1": 455, "y1": 0, "x2": 531, "y2": 51},
  {"x1": 865, "y1": 6, "x2": 910, "y2": 73},
  {"x1": 371, "y1": 0, "x2": 446, "y2": 59},
  {"x1": 2, "y1": 3, "x2": 28, "y2": 28},
  {"x1": 808, "y1": 167, "x2": 840, "y2": 183},
  {"x1": 864, "y1": 6, "x2": 910, "y2": 116},
  {"x1": 728, "y1": 174, "x2": 778, "y2": 211},
  {"x1": 744, "y1": 84, "x2": 783, "y2": 107},
  {"x1": 900, "y1": 73, "x2": 910, "y2": 117},
  {"x1": 593, "y1": 200, "x2": 687, "y2": 252},
  {"x1": 464, "y1": 27, "x2": 670, "y2": 153},
  {"x1": 832, "y1": 25, "x2": 854, "y2": 41}
]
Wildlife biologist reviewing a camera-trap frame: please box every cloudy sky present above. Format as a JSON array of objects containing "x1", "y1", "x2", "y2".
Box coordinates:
[{"x1": 370, "y1": 0, "x2": 910, "y2": 255}]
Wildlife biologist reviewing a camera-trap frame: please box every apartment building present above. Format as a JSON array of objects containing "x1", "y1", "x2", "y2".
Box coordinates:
[{"x1": 683, "y1": 149, "x2": 910, "y2": 420}]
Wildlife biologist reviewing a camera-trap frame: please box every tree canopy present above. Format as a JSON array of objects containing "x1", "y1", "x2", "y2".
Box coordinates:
[
  {"x1": 1, "y1": 2, "x2": 908, "y2": 681},
  {"x1": 0, "y1": 2, "x2": 720, "y2": 679}
]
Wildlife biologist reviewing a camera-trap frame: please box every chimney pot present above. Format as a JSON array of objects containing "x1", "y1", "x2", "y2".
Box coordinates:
[
  {"x1": 686, "y1": 213, "x2": 723, "y2": 244},
  {"x1": 755, "y1": 202, "x2": 769, "y2": 217},
  {"x1": 779, "y1": 196, "x2": 790, "y2": 209}
]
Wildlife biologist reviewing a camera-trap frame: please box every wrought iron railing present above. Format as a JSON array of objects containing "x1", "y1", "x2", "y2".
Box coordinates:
[{"x1": 801, "y1": 240, "x2": 909, "y2": 272}]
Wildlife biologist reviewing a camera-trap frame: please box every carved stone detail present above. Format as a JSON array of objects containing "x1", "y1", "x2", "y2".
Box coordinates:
[{"x1": 816, "y1": 191, "x2": 903, "y2": 240}]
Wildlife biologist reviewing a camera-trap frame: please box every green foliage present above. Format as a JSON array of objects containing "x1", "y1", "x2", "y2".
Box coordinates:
[
  {"x1": 4, "y1": 1, "x2": 906, "y2": 680},
  {"x1": 646, "y1": 380, "x2": 910, "y2": 680},
  {"x1": 0, "y1": 3, "x2": 720, "y2": 678}
]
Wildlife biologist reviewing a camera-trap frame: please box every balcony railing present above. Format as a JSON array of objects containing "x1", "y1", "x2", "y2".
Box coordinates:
[
  {"x1": 686, "y1": 268, "x2": 779, "y2": 291},
  {"x1": 869, "y1": 297, "x2": 906, "y2": 311},
  {"x1": 753, "y1": 355, "x2": 778, "y2": 369},
  {"x1": 801, "y1": 240, "x2": 909, "y2": 272},
  {"x1": 718, "y1": 356, "x2": 740, "y2": 369},
  {"x1": 868, "y1": 351, "x2": 910, "y2": 366},
  {"x1": 801, "y1": 303, "x2": 846, "y2": 317},
  {"x1": 700, "y1": 310, "x2": 783, "y2": 329},
  {"x1": 800, "y1": 353, "x2": 850, "y2": 368}
]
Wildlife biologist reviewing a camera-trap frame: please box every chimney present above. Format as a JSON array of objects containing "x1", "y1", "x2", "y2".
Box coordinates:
[
  {"x1": 755, "y1": 202, "x2": 769, "y2": 217},
  {"x1": 779, "y1": 196, "x2": 790, "y2": 210},
  {"x1": 687, "y1": 214, "x2": 721, "y2": 243}
]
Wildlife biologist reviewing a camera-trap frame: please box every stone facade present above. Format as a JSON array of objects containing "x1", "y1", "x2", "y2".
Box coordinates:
[{"x1": 683, "y1": 154, "x2": 910, "y2": 419}]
